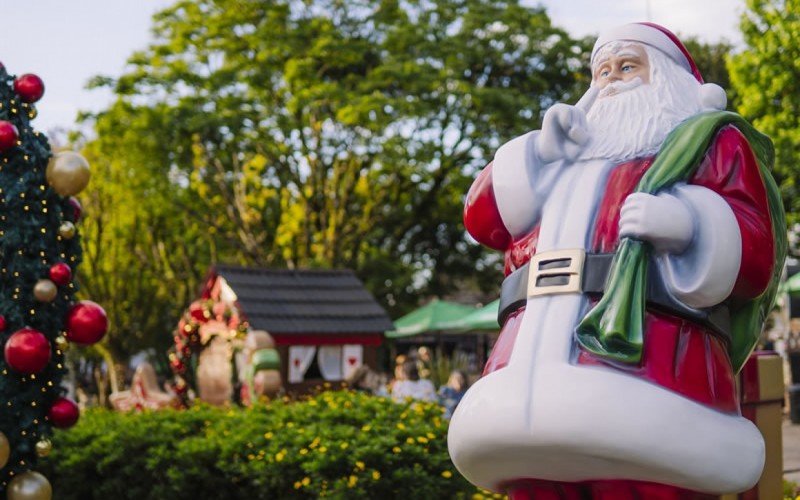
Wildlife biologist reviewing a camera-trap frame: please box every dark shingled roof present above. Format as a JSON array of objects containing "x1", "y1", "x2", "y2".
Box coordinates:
[{"x1": 214, "y1": 265, "x2": 393, "y2": 335}]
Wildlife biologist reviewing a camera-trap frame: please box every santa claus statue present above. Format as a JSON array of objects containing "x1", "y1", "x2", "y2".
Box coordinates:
[{"x1": 448, "y1": 22, "x2": 786, "y2": 499}]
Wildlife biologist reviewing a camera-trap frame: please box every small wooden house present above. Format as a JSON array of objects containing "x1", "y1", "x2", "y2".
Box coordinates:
[{"x1": 173, "y1": 265, "x2": 393, "y2": 395}]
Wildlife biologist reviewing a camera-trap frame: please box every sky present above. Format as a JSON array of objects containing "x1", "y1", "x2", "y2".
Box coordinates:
[
  {"x1": 540, "y1": 0, "x2": 744, "y2": 46},
  {"x1": 0, "y1": 0, "x2": 744, "y2": 134}
]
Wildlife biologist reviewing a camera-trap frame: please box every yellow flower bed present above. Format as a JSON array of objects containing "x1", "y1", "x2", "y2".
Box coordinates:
[{"x1": 42, "y1": 390, "x2": 500, "y2": 499}]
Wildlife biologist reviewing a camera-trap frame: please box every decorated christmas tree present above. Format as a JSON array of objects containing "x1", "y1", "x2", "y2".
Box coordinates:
[{"x1": 0, "y1": 65, "x2": 107, "y2": 498}]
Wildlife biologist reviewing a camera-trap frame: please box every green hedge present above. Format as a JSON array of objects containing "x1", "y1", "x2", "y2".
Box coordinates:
[{"x1": 40, "y1": 390, "x2": 502, "y2": 499}]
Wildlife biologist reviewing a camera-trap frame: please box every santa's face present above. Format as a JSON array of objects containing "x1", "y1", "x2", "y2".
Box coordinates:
[
  {"x1": 592, "y1": 44, "x2": 650, "y2": 94},
  {"x1": 578, "y1": 43, "x2": 704, "y2": 163}
]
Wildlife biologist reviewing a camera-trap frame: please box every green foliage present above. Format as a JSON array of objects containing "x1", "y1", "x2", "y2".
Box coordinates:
[
  {"x1": 0, "y1": 68, "x2": 83, "y2": 489},
  {"x1": 41, "y1": 390, "x2": 495, "y2": 499},
  {"x1": 728, "y1": 0, "x2": 800, "y2": 228},
  {"x1": 77, "y1": 0, "x2": 591, "y2": 362},
  {"x1": 76, "y1": 103, "x2": 215, "y2": 362},
  {"x1": 784, "y1": 478, "x2": 799, "y2": 499},
  {"x1": 429, "y1": 348, "x2": 471, "y2": 388}
]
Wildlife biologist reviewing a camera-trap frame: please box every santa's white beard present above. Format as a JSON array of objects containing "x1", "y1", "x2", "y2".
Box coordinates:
[{"x1": 579, "y1": 52, "x2": 705, "y2": 163}]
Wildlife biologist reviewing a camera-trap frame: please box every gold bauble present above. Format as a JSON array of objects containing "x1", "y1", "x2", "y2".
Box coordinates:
[
  {"x1": 6, "y1": 471, "x2": 52, "y2": 500},
  {"x1": 46, "y1": 152, "x2": 90, "y2": 197},
  {"x1": 0, "y1": 431, "x2": 9, "y2": 469},
  {"x1": 33, "y1": 280, "x2": 57, "y2": 302},
  {"x1": 54, "y1": 336, "x2": 69, "y2": 352},
  {"x1": 35, "y1": 439, "x2": 52, "y2": 458},
  {"x1": 58, "y1": 221, "x2": 76, "y2": 239}
]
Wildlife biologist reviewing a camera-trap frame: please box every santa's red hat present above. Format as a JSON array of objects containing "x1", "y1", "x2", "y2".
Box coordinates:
[
  {"x1": 591, "y1": 22, "x2": 727, "y2": 110},
  {"x1": 592, "y1": 23, "x2": 701, "y2": 82}
]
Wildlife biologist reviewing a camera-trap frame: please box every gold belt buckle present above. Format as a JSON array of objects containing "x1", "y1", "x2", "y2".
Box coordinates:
[{"x1": 527, "y1": 248, "x2": 586, "y2": 298}]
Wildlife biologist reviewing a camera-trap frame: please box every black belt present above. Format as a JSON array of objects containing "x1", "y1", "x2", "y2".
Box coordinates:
[{"x1": 498, "y1": 249, "x2": 732, "y2": 344}]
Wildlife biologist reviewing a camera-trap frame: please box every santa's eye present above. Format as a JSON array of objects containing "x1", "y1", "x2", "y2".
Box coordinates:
[
  {"x1": 599, "y1": 69, "x2": 610, "y2": 78},
  {"x1": 622, "y1": 64, "x2": 634, "y2": 73}
]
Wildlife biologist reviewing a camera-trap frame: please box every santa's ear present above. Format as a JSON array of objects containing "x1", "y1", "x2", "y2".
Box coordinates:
[{"x1": 699, "y1": 83, "x2": 727, "y2": 111}]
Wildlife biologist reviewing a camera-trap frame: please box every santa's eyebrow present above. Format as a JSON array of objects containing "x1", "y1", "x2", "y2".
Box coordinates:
[
  {"x1": 613, "y1": 49, "x2": 643, "y2": 60},
  {"x1": 592, "y1": 50, "x2": 644, "y2": 73},
  {"x1": 594, "y1": 54, "x2": 612, "y2": 66}
]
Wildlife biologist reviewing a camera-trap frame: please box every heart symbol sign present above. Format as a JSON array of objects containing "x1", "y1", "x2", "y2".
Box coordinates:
[{"x1": 347, "y1": 356, "x2": 357, "y2": 366}]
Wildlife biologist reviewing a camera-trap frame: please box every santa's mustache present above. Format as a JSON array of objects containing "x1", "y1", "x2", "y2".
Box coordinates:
[{"x1": 598, "y1": 77, "x2": 645, "y2": 98}]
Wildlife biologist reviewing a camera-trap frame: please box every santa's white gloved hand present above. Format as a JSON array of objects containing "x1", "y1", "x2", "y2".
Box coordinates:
[
  {"x1": 537, "y1": 103, "x2": 590, "y2": 163},
  {"x1": 619, "y1": 192, "x2": 694, "y2": 254}
]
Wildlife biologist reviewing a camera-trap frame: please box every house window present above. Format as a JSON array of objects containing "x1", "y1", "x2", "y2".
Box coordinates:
[{"x1": 288, "y1": 344, "x2": 364, "y2": 383}]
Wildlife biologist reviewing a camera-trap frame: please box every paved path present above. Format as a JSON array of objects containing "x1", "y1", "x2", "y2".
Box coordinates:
[{"x1": 784, "y1": 418, "x2": 800, "y2": 483}]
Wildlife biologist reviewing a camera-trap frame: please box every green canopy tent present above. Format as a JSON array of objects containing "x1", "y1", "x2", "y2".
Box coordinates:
[
  {"x1": 386, "y1": 299, "x2": 501, "y2": 377},
  {"x1": 386, "y1": 299, "x2": 477, "y2": 339},
  {"x1": 451, "y1": 299, "x2": 500, "y2": 331}
]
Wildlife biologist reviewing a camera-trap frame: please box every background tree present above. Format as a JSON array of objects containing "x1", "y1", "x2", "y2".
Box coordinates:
[
  {"x1": 77, "y1": 0, "x2": 591, "y2": 364},
  {"x1": 728, "y1": 0, "x2": 800, "y2": 235},
  {"x1": 76, "y1": 103, "x2": 213, "y2": 370},
  {"x1": 681, "y1": 37, "x2": 737, "y2": 110}
]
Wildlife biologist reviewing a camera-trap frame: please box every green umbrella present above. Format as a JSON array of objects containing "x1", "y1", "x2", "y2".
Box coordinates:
[
  {"x1": 386, "y1": 299, "x2": 476, "y2": 338},
  {"x1": 451, "y1": 299, "x2": 500, "y2": 331}
]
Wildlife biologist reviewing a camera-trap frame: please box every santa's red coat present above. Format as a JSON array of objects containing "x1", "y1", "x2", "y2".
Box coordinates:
[{"x1": 463, "y1": 126, "x2": 774, "y2": 499}]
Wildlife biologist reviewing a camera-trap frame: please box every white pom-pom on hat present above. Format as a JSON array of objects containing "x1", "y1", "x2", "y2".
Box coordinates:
[{"x1": 699, "y1": 83, "x2": 727, "y2": 111}]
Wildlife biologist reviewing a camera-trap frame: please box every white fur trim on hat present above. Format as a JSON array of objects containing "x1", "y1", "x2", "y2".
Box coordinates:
[{"x1": 592, "y1": 23, "x2": 691, "y2": 74}]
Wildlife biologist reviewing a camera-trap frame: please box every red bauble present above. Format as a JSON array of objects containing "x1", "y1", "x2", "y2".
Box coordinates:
[
  {"x1": 68, "y1": 197, "x2": 82, "y2": 222},
  {"x1": 13, "y1": 74, "x2": 45, "y2": 103},
  {"x1": 49, "y1": 263, "x2": 72, "y2": 286},
  {"x1": 48, "y1": 397, "x2": 79, "y2": 429},
  {"x1": 65, "y1": 301, "x2": 108, "y2": 345},
  {"x1": 4, "y1": 328, "x2": 51, "y2": 374},
  {"x1": 0, "y1": 121, "x2": 18, "y2": 152}
]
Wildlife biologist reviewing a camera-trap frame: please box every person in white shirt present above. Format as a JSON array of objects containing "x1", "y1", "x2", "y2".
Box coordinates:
[{"x1": 391, "y1": 359, "x2": 436, "y2": 403}]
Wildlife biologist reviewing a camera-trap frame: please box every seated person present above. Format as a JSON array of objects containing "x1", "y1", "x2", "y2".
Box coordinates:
[{"x1": 391, "y1": 360, "x2": 436, "y2": 403}]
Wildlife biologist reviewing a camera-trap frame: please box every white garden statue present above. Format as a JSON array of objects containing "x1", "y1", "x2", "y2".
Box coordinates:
[{"x1": 450, "y1": 22, "x2": 785, "y2": 499}]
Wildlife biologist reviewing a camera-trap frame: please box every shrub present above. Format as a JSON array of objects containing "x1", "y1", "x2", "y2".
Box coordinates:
[
  {"x1": 785, "y1": 479, "x2": 800, "y2": 500},
  {"x1": 40, "y1": 390, "x2": 502, "y2": 499}
]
